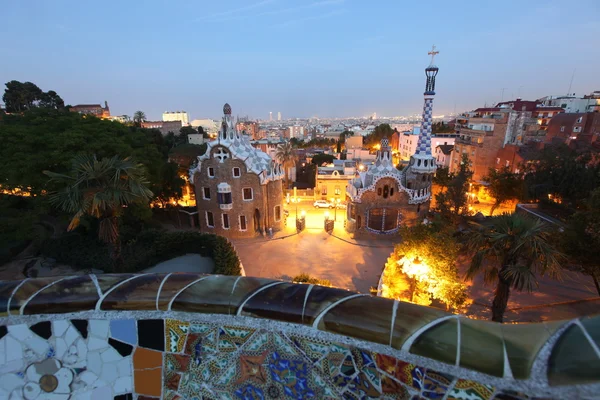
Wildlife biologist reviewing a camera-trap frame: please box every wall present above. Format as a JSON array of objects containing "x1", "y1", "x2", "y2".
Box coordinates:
[
  {"x1": 193, "y1": 145, "x2": 283, "y2": 238},
  {"x1": 2, "y1": 274, "x2": 594, "y2": 399},
  {"x1": 187, "y1": 134, "x2": 205, "y2": 145}
]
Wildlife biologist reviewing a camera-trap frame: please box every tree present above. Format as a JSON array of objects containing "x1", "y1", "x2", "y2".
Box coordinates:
[
  {"x1": 152, "y1": 162, "x2": 186, "y2": 208},
  {"x1": 197, "y1": 126, "x2": 209, "y2": 139},
  {"x1": 310, "y1": 153, "x2": 335, "y2": 166},
  {"x1": 178, "y1": 126, "x2": 198, "y2": 144},
  {"x1": 434, "y1": 154, "x2": 472, "y2": 220},
  {"x1": 465, "y1": 213, "x2": 563, "y2": 322},
  {"x1": 364, "y1": 124, "x2": 394, "y2": 148},
  {"x1": 275, "y1": 142, "x2": 297, "y2": 189},
  {"x1": 3, "y1": 81, "x2": 64, "y2": 112},
  {"x1": 382, "y1": 223, "x2": 467, "y2": 311},
  {"x1": 484, "y1": 166, "x2": 522, "y2": 215},
  {"x1": 43, "y1": 155, "x2": 153, "y2": 264},
  {"x1": 133, "y1": 111, "x2": 146, "y2": 127},
  {"x1": 433, "y1": 166, "x2": 452, "y2": 191},
  {"x1": 561, "y1": 188, "x2": 600, "y2": 295},
  {"x1": 432, "y1": 122, "x2": 454, "y2": 134}
]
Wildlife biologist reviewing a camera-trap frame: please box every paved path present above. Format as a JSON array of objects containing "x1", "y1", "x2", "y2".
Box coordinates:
[
  {"x1": 143, "y1": 254, "x2": 214, "y2": 274},
  {"x1": 232, "y1": 226, "x2": 396, "y2": 293}
]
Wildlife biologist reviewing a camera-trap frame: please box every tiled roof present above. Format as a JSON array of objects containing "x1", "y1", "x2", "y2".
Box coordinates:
[{"x1": 436, "y1": 144, "x2": 454, "y2": 155}]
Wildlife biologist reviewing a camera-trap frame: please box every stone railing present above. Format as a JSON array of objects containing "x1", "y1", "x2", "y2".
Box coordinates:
[{"x1": 0, "y1": 274, "x2": 598, "y2": 399}]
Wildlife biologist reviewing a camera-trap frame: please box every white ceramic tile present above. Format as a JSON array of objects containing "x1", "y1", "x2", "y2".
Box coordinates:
[
  {"x1": 78, "y1": 371, "x2": 98, "y2": 386},
  {"x1": 37, "y1": 392, "x2": 70, "y2": 399},
  {"x1": 5, "y1": 336, "x2": 23, "y2": 362},
  {"x1": 76, "y1": 339, "x2": 88, "y2": 363},
  {"x1": 90, "y1": 386, "x2": 112, "y2": 400},
  {"x1": 54, "y1": 338, "x2": 67, "y2": 359},
  {"x1": 26, "y1": 335, "x2": 50, "y2": 358},
  {"x1": 116, "y1": 357, "x2": 132, "y2": 376},
  {"x1": 87, "y1": 351, "x2": 102, "y2": 375},
  {"x1": 100, "y1": 363, "x2": 118, "y2": 384},
  {"x1": 52, "y1": 321, "x2": 69, "y2": 338},
  {"x1": 100, "y1": 347, "x2": 121, "y2": 363},
  {"x1": 7, "y1": 324, "x2": 32, "y2": 343},
  {"x1": 0, "y1": 373, "x2": 24, "y2": 393},
  {"x1": 64, "y1": 326, "x2": 80, "y2": 347},
  {"x1": 113, "y1": 376, "x2": 132, "y2": 394},
  {"x1": 88, "y1": 320, "x2": 109, "y2": 339},
  {"x1": 0, "y1": 359, "x2": 24, "y2": 375},
  {"x1": 87, "y1": 337, "x2": 108, "y2": 352}
]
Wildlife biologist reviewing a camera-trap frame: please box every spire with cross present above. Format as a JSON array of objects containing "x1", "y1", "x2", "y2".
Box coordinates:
[{"x1": 428, "y1": 45, "x2": 439, "y2": 66}]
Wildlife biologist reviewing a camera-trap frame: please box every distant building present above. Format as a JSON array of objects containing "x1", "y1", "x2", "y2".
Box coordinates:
[
  {"x1": 288, "y1": 126, "x2": 305, "y2": 139},
  {"x1": 190, "y1": 119, "x2": 218, "y2": 134},
  {"x1": 538, "y1": 92, "x2": 600, "y2": 114},
  {"x1": 70, "y1": 101, "x2": 110, "y2": 118},
  {"x1": 190, "y1": 103, "x2": 285, "y2": 238},
  {"x1": 236, "y1": 121, "x2": 260, "y2": 140},
  {"x1": 434, "y1": 144, "x2": 453, "y2": 167},
  {"x1": 141, "y1": 120, "x2": 182, "y2": 136},
  {"x1": 545, "y1": 112, "x2": 600, "y2": 145},
  {"x1": 316, "y1": 161, "x2": 356, "y2": 202},
  {"x1": 277, "y1": 111, "x2": 281, "y2": 121},
  {"x1": 399, "y1": 127, "x2": 457, "y2": 161},
  {"x1": 345, "y1": 135, "x2": 363, "y2": 150},
  {"x1": 163, "y1": 111, "x2": 189, "y2": 125},
  {"x1": 269, "y1": 112, "x2": 273, "y2": 121},
  {"x1": 495, "y1": 143, "x2": 541, "y2": 174},
  {"x1": 187, "y1": 134, "x2": 205, "y2": 145}
]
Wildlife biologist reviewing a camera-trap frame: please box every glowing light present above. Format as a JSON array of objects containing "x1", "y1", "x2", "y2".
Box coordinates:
[
  {"x1": 300, "y1": 210, "x2": 306, "y2": 218},
  {"x1": 324, "y1": 211, "x2": 330, "y2": 220},
  {"x1": 398, "y1": 257, "x2": 430, "y2": 282},
  {"x1": 358, "y1": 164, "x2": 365, "y2": 171}
]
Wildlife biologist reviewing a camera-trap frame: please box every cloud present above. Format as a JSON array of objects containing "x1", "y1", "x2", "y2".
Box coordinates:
[
  {"x1": 273, "y1": 9, "x2": 347, "y2": 28},
  {"x1": 196, "y1": 0, "x2": 277, "y2": 22}
]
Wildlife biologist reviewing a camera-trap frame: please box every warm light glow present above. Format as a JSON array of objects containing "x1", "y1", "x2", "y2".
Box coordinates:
[
  {"x1": 300, "y1": 210, "x2": 306, "y2": 218},
  {"x1": 358, "y1": 164, "x2": 365, "y2": 171},
  {"x1": 324, "y1": 211, "x2": 330, "y2": 220},
  {"x1": 373, "y1": 144, "x2": 381, "y2": 150},
  {"x1": 398, "y1": 257, "x2": 431, "y2": 282}
]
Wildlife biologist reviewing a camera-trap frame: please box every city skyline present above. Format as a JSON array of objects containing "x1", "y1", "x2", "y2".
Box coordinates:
[{"x1": 1, "y1": 0, "x2": 599, "y2": 120}]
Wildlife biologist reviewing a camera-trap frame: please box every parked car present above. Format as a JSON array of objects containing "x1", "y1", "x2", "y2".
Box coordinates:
[
  {"x1": 336, "y1": 203, "x2": 347, "y2": 210},
  {"x1": 313, "y1": 200, "x2": 332, "y2": 209}
]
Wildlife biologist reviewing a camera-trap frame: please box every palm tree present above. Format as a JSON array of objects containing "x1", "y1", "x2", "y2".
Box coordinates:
[
  {"x1": 275, "y1": 142, "x2": 297, "y2": 190},
  {"x1": 133, "y1": 110, "x2": 146, "y2": 127},
  {"x1": 464, "y1": 212, "x2": 563, "y2": 322},
  {"x1": 44, "y1": 155, "x2": 153, "y2": 264}
]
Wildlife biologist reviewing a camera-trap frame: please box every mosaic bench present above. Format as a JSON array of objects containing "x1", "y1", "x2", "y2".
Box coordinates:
[{"x1": 0, "y1": 273, "x2": 598, "y2": 399}]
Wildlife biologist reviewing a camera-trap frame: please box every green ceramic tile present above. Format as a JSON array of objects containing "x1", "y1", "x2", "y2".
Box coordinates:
[
  {"x1": 95, "y1": 274, "x2": 135, "y2": 294},
  {"x1": 100, "y1": 274, "x2": 163, "y2": 310},
  {"x1": 302, "y1": 286, "x2": 362, "y2": 326},
  {"x1": 548, "y1": 324, "x2": 600, "y2": 386},
  {"x1": 171, "y1": 275, "x2": 238, "y2": 314},
  {"x1": 8, "y1": 277, "x2": 63, "y2": 314},
  {"x1": 390, "y1": 301, "x2": 449, "y2": 349},
  {"x1": 410, "y1": 318, "x2": 458, "y2": 366},
  {"x1": 501, "y1": 323, "x2": 550, "y2": 380},
  {"x1": 157, "y1": 273, "x2": 206, "y2": 310},
  {"x1": 24, "y1": 275, "x2": 99, "y2": 314},
  {"x1": 459, "y1": 317, "x2": 504, "y2": 377},
  {"x1": 0, "y1": 281, "x2": 20, "y2": 316},
  {"x1": 240, "y1": 282, "x2": 309, "y2": 323},
  {"x1": 580, "y1": 316, "x2": 600, "y2": 350},
  {"x1": 319, "y1": 295, "x2": 393, "y2": 345}
]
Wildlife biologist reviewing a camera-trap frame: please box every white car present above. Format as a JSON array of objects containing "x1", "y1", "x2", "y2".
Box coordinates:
[
  {"x1": 313, "y1": 200, "x2": 332, "y2": 209},
  {"x1": 336, "y1": 203, "x2": 347, "y2": 210}
]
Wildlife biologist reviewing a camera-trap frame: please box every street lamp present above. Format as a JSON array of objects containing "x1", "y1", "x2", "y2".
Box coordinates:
[{"x1": 330, "y1": 198, "x2": 341, "y2": 221}]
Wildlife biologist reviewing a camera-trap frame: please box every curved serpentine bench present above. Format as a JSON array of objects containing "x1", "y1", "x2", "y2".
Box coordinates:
[{"x1": 0, "y1": 273, "x2": 598, "y2": 399}]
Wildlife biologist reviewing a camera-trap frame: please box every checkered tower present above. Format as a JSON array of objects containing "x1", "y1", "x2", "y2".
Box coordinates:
[{"x1": 409, "y1": 47, "x2": 439, "y2": 176}]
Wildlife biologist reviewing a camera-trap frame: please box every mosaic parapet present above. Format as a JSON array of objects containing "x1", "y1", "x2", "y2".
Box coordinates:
[{"x1": 0, "y1": 274, "x2": 598, "y2": 399}]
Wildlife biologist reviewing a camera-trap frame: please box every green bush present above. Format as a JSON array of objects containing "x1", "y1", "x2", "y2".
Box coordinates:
[
  {"x1": 41, "y1": 230, "x2": 241, "y2": 275},
  {"x1": 292, "y1": 273, "x2": 332, "y2": 287}
]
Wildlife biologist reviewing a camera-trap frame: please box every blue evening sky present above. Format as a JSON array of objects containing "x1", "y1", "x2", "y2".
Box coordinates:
[{"x1": 1, "y1": 0, "x2": 599, "y2": 120}]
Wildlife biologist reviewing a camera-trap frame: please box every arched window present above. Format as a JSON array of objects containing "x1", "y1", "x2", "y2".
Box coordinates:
[
  {"x1": 377, "y1": 187, "x2": 382, "y2": 196},
  {"x1": 390, "y1": 187, "x2": 394, "y2": 196},
  {"x1": 383, "y1": 185, "x2": 389, "y2": 199},
  {"x1": 368, "y1": 208, "x2": 400, "y2": 232},
  {"x1": 417, "y1": 159, "x2": 422, "y2": 166}
]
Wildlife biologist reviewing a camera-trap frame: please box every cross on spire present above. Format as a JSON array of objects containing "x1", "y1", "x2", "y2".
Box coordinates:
[{"x1": 428, "y1": 45, "x2": 439, "y2": 65}]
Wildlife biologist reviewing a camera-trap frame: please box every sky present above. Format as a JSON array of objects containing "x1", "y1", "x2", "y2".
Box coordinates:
[{"x1": 1, "y1": 0, "x2": 599, "y2": 120}]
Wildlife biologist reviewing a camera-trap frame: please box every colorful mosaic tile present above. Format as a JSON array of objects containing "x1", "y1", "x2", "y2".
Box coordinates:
[
  {"x1": 447, "y1": 379, "x2": 494, "y2": 400},
  {"x1": 165, "y1": 319, "x2": 190, "y2": 353}
]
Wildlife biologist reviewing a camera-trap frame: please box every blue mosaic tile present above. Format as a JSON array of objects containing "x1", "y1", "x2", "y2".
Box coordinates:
[{"x1": 110, "y1": 319, "x2": 137, "y2": 345}]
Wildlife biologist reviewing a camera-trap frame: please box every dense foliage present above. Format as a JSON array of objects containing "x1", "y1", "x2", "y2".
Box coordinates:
[
  {"x1": 42, "y1": 230, "x2": 241, "y2": 275},
  {"x1": 310, "y1": 153, "x2": 336, "y2": 166},
  {"x1": 292, "y1": 273, "x2": 332, "y2": 287},
  {"x1": 434, "y1": 154, "x2": 473, "y2": 220},
  {"x1": 2, "y1": 80, "x2": 65, "y2": 112},
  {"x1": 364, "y1": 124, "x2": 394, "y2": 148},
  {"x1": 483, "y1": 166, "x2": 522, "y2": 215},
  {"x1": 382, "y1": 223, "x2": 467, "y2": 311}
]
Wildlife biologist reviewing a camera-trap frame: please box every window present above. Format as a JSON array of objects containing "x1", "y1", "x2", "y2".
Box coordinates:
[
  {"x1": 321, "y1": 185, "x2": 327, "y2": 195},
  {"x1": 367, "y1": 208, "x2": 400, "y2": 232},
  {"x1": 243, "y1": 188, "x2": 253, "y2": 200},
  {"x1": 505, "y1": 160, "x2": 510, "y2": 167},
  {"x1": 274, "y1": 205, "x2": 281, "y2": 221},
  {"x1": 222, "y1": 214, "x2": 230, "y2": 229},
  {"x1": 390, "y1": 187, "x2": 394, "y2": 196},
  {"x1": 334, "y1": 186, "x2": 341, "y2": 195},
  {"x1": 383, "y1": 185, "x2": 390, "y2": 198},
  {"x1": 576, "y1": 117, "x2": 583, "y2": 123},
  {"x1": 203, "y1": 187, "x2": 211, "y2": 200},
  {"x1": 573, "y1": 126, "x2": 582, "y2": 133},
  {"x1": 239, "y1": 215, "x2": 247, "y2": 231},
  {"x1": 217, "y1": 192, "x2": 232, "y2": 205},
  {"x1": 206, "y1": 211, "x2": 214, "y2": 228},
  {"x1": 208, "y1": 167, "x2": 215, "y2": 177},
  {"x1": 560, "y1": 126, "x2": 565, "y2": 132},
  {"x1": 377, "y1": 187, "x2": 382, "y2": 196},
  {"x1": 233, "y1": 167, "x2": 241, "y2": 178}
]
